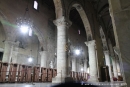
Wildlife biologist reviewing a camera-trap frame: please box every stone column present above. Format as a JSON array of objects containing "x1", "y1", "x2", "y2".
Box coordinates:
[
  {"x1": 85, "y1": 40, "x2": 98, "y2": 82},
  {"x1": 68, "y1": 56, "x2": 71, "y2": 68},
  {"x1": 116, "y1": 59, "x2": 121, "y2": 76},
  {"x1": 40, "y1": 51, "x2": 48, "y2": 67},
  {"x1": 76, "y1": 58, "x2": 79, "y2": 72},
  {"x1": 76, "y1": 59, "x2": 82, "y2": 72},
  {"x1": 52, "y1": 17, "x2": 72, "y2": 83},
  {"x1": 84, "y1": 59, "x2": 87, "y2": 73},
  {"x1": 111, "y1": 56, "x2": 118, "y2": 79},
  {"x1": 2, "y1": 41, "x2": 14, "y2": 76},
  {"x1": 67, "y1": 56, "x2": 71, "y2": 76},
  {"x1": 2, "y1": 41, "x2": 14, "y2": 63},
  {"x1": 72, "y1": 57, "x2": 76, "y2": 72},
  {"x1": 104, "y1": 51, "x2": 113, "y2": 82},
  {"x1": 12, "y1": 41, "x2": 19, "y2": 63},
  {"x1": 109, "y1": 0, "x2": 129, "y2": 86}
]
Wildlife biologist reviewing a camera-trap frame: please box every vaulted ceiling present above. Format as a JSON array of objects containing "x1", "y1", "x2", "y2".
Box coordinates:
[
  {"x1": 42, "y1": 0, "x2": 115, "y2": 46},
  {"x1": 90, "y1": 0, "x2": 115, "y2": 46}
]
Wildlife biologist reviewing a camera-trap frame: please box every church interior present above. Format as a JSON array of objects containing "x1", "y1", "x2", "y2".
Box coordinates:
[{"x1": 0, "y1": 0, "x2": 130, "y2": 87}]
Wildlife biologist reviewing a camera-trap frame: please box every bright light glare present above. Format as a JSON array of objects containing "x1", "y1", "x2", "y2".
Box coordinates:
[
  {"x1": 20, "y1": 25, "x2": 29, "y2": 34},
  {"x1": 28, "y1": 57, "x2": 33, "y2": 62},
  {"x1": 81, "y1": 68, "x2": 84, "y2": 71},
  {"x1": 34, "y1": 1, "x2": 38, "y2": 10},
  {"x1": 75, "y1": 49, "x2": 80, "y2": 55}
]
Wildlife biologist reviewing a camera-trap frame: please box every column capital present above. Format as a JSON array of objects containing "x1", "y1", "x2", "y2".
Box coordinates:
[
  {"x1": 84, "y1": 40, "x2": 95, "y2": 46},
  {"x1": 53, "y1": 16, "x2": 72, "y2": 27}
]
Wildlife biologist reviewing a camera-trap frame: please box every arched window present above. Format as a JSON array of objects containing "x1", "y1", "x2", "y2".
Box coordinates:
[{"x1": 33, "y1": 0, "x2": 39, "y2": 10}]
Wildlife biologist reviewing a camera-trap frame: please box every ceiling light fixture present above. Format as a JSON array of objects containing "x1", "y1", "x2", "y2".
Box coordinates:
[{"x1": 16, "y1": 0, "x2": 33, "y2": 35}]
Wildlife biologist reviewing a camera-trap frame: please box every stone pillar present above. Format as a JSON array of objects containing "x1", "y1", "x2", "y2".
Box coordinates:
[
  {"x1": 2, "y1": 41, "x2": 14, "y2": 76},
  {"x1": 68, "y1": 57, "x2": 71, "y2": 68},
  {"x1": 116, "y1": 59, "x2": 121, "y2": 76},
  {"x1": 111, "y1": 56, "x2": 118, "y2": 78},
  {"x1": 52, "y1": 17, "x2": 72, "y2": 83},
  {"x1": 84, "y1": 59, "x2": 87, "y2": 73},
  {"x1": 76, "y1": 59, "x2": 82, "y2": 72},
  {"x1": 72, "y1": 57, "x2": 76, "y2": 72},
  {"x1": 67, "y1": 56, "x2": 71, "y2": 76},
  {"x1": 76, "y1": 59, "x2": 79, "y2": 72},
  {"x1": 85, "y1": 40, "x2": 98, "y2": 82},
  {"x1": 12, "y1": 41, "x2": 19, "y2": 63},
  {"x1": 108, "y1": 0, "x2": 129, "y2": 86},
  {"x1": 104, "y1": 51, "x2": 113, "y2": 82},
  {"x1": 40, "y1": 51, "x2": 48, "y2": 67},
  {"x1": 2, "y1": 41, "x2": 14, "y2": 63}
]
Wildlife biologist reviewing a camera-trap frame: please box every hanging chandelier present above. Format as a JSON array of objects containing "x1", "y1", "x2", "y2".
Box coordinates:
[{"x1": 16, "y1": 2, "x2": 33, "y2": 36}]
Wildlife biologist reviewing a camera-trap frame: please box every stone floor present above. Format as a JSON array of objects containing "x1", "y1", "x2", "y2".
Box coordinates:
[
  {"x1": 0, "y1": 82, "x2": 127, "y2": 87},
  {"x1": 0, "y1": 83, "x2": 57, "y2": 87}
]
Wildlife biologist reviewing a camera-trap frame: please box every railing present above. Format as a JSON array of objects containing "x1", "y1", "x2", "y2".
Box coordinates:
[{"x1": 70, "y1": 71, "x2": 89, "y2": 82}]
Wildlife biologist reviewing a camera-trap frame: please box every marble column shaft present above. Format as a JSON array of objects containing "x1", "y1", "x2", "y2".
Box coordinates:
[
  {"x1": 40, "y1": 51, "x2": 48, "y2": 67},
  {"x1": 72, "y1": 57, "x2": 76, "y2": 72},
  {"x1": 85, "y1": 40, "x2": 98, "y2": 82},
  {"x1": 104, "y1": 51, "x2": 113, "y2": 82},
  {"x1": 111, "y1": 56, "x2": 118, "y2": 78},
  {"x1": 52, "y1": 17, "x2": 72, "y2": 83},
  {"x1": 2, "y1": 41, "x2": 14, "y2": 63},
  {"x1": 116, "y1": 58, "x2": 121, "y2": 76},
  {"x1": 12, "y1": 42, "x2": 19, "y2": 63},
  {"x1": 84, "y1": 59, "x2": 87, "y2": 73}
]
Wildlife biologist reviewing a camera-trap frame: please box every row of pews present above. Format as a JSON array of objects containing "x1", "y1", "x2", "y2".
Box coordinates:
[
  {"x1": 70, "y1": 71, "x2": 89, "y2": 81},
  {"x1": 0, "y1": 61, "x2": 57, "y2": 83}
]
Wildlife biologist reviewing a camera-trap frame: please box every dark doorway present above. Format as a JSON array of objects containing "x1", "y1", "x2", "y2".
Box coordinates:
[
  {"x1": 0, "y1": 52, "x2": 3, "y2": 61},
  {"x1": 100, "y1": 66, "x2": 110, "y2": 82}
]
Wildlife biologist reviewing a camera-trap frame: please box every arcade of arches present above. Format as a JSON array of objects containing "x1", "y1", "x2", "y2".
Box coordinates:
[{"x1": 0, "y1": 0, "x2": 130, "y2": 87}]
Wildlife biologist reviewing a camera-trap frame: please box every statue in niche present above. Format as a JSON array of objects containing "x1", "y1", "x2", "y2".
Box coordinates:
[{"x1": 49, "y1": 61, "x2": 53, "y2": 68}]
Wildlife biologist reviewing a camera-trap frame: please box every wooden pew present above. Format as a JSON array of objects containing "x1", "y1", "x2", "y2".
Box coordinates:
[
  {"x1": 25, "y1": 66, "x2": 32, "y2": 82},
  {"x1": 17, "y1": 65, "x2": 26, "y2": 82},
  {"x1": 0, "y1": 62, "x2": 8, "y2": 82},
  {"x1": 33, "y1": 66, "x2": 40, "y2": 82},
  {"x1": 47, "y1": 68, "x2": 52, "y2": 82},
  {"x1": 41, "y1": 67, "x2": 47, "y2": 82}
]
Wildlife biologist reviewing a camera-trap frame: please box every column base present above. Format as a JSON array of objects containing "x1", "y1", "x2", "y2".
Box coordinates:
[
  {"x1": 87, "y1": 76, "x2": 99, "y2": 82},
  {"x1": 110, "y1": 78, "x2": 114, "y2": 82},
  {"x1": 52, "y1": 76, "x2": 74, "y2": 83}
]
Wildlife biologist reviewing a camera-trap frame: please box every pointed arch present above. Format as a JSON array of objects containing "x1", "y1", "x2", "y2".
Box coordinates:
[{"x1": 67, "y1": 2, "x2": 93, "y2": 41}]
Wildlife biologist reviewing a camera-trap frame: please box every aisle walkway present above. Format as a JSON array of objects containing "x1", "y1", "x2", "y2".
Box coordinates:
[
  {"x1": 0, "y1": 82, "x2": 127, "y2": 87},
  {"x1": 0, "y1": 83, "x2": 57, "y2": 87}
]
